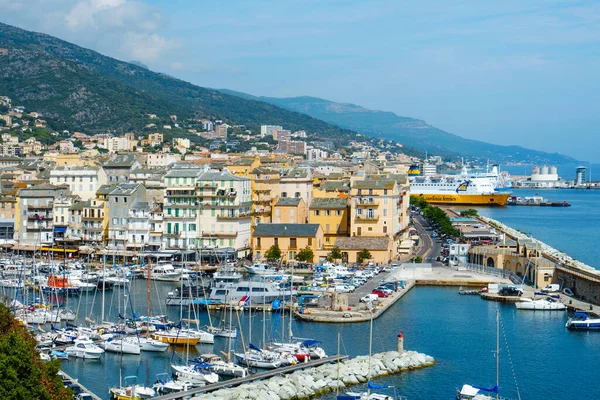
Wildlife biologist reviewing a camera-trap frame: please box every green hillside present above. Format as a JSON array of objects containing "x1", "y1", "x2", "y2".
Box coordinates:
[
  {"x1": 0, "y1": 22, "x2": 379, "y2": 149},
  {"x1": 219, "y1": 90, "x2": 579, "y2": 164}
]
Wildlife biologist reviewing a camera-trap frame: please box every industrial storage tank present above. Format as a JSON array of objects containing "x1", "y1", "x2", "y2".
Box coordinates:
[
  {"x1": 540, "y1": 166, "x2": 549, "y2": 175},
  {"x1": 549, "y1": 166, "x2": 558, "y2": 175},
  {"x1": 532, "y1": 166, "x2": 539, "y2": 175}
]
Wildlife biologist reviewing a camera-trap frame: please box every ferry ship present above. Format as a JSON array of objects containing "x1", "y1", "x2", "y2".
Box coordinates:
[{"x1": 410, "y1": 167, "x2": 511, "y2": 205}]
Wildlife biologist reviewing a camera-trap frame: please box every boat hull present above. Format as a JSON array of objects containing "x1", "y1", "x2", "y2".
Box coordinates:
[
  {"x1": 515, "y1": 301, "x2": 566, "y2": 310},
  {"x1": 412, "y1": 193, "x2": 511, "y2": 206},
  {"x1": 151, "y1": 335, "x2": 200, "y2": 346}
]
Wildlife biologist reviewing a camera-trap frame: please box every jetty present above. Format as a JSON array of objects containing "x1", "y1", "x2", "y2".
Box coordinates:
[
  {"x1": 155, "y1": 350, "x2": 434, "y2": 400},
  {"x1": 59, "y1": 370, "x2": 102, "y2": 400}
]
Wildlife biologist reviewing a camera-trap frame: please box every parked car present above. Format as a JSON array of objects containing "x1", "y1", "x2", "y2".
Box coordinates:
[
  {"x1": 542, "y1": 284, "x2": 560, "y2": 293},
  {"x1": 498, "y1": 286, "x2": 523, "y2": 297},
  {"x1": 360, "y1": 294, "x2": 379, "y2": 303},
  {"x1": 376, "y1": 287, "x2": 393, "y2": 295},
  {"x1": 372, "y1": 289, "x2": 389, "y2": 298},
  {"x1": 562, "y1": 287, "x2": 574, "y2": 297},
  {"x1": 334, "y1": 285, "x2": 351, "y2": 293}
]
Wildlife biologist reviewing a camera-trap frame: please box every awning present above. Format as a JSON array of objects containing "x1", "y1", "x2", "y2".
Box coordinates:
[
  {"x1": 53, "y1": 226, "x2": 67, "y2": 233},
  {"x1": 39, "y1": 247, "x2": 78, "y2": 253}
]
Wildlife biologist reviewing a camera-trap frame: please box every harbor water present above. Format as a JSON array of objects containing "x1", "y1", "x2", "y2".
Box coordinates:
[
  {"x1": 55, "y1": 281, "x2": 600, "y2": 400},
  {"x1": 473, "y1": 188, "x2": 600, "y2": 269}
]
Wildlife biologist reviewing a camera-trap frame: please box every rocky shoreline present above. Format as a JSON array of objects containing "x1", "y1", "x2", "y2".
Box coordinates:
[{"x1": 195, "y1": 350, "x2": 435, "y2": 400}]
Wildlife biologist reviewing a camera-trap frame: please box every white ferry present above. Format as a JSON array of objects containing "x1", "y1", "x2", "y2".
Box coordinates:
[{"x1": 410, "y1": 167, "x2": 511, "y2": 206}]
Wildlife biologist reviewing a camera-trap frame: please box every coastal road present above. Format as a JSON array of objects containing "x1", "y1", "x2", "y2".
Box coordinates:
[{"x1": 412, "y1": 214, "x2": 442, "y2": 265}]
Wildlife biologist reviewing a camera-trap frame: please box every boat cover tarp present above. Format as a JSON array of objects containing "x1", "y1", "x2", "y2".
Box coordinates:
[
  {"x1": 66, "y1": 322, "x2": 77, "y2": 328},
  {"x1": 472, "y1": 384, "x2": 499, "y2": 393},
  {"x1": 336, "y1": 396, "x2": 361, "y2": 400},
  {"x1": 249, "y1": 343, "x2": 261, "y2": 352},
  {"x1": 301, "y1": 339, "x2": 321, "y2": 346},
  {"x1": 368, "y1": 380, "x2": 389, "y2": 389},
  {"x1": 574, "y1": 312, "x2": 589, "y2": 319}
]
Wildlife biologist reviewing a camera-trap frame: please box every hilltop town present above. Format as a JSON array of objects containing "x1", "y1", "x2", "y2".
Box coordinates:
[{"x1": 0, "y1": 95, "x2": 421, "y2": 264}]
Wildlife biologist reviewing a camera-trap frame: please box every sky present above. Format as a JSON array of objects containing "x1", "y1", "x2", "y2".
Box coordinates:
[{"x1": 1, "y1": 0, "x2": 599, "y2": 161}]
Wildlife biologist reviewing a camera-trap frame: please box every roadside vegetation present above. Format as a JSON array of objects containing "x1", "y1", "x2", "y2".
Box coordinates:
[{"x1": 410, "y1": 196, "x2": 459, "y2": 238}]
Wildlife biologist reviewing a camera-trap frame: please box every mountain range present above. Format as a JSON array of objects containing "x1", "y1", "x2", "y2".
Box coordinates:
[
  {"x1": 219, "y1": 90, "x2": 578, "y2": 164},
  {"x1": 0, "y1": 21, "x2": 577, "y2": 164}
]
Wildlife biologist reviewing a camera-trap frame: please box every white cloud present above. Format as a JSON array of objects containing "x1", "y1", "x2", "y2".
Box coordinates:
[{"x1": 0, "y1": 0, "x2": 176, "y2": 63}]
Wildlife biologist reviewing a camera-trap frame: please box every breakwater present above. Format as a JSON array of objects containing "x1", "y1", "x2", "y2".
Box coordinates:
[
  {"x1": 480, "y1": 215, "x2": 600, "y2": 277},
  {"x1": 196, "y1": 350, "x2": 435, "y2": 400}
]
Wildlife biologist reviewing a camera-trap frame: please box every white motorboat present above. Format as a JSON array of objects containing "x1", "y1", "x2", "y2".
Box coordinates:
[
  {"x1": 245, "y1": 262, "x2": 276, "y2": 275},
  {"x1": 109, "y1": 376, "x2": 155, "y2": 399},
  {"x1": 515, "y1": 297, "x2": 566, "y2": 310},
  {"x1": 170, "y1": 364, "x2": 219, "y2": 385},
  {"x1": 152, "y1": 373, "x2": 195, "y2": 395},
  {"x1": 65, "y1": 337, "x2": 104, "y2": 359},
  {"x1": 138, "y1": 336, "x2": 169, "y2": 352},
  {"x1": 566, "y1": 312, "x2": 600, "y2": 330},
  {"x1": 98, "y1": 336, "x2": 141, "y2": 355},
  {"x1": 149, "y1": 264, "x2": 182, "y2": 282}
]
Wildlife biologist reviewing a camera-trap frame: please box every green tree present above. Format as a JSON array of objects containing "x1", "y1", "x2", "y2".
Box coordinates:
[
  {"x1": 411, "y1": 256, "x2": 423, "y2": 263},
  {"x1": 357, "y1": 249, "x2": 372, "y2": 264},
  {"x1": 0, "y1": 303, "x2": 72, "y2": 399},
  {"x1": 460, "y1": 209, "x2": 478, "y2": 217},
  {"x1": 327, "y1": 246, "x2": 342, "y2": 263},
  {"x1": 295, "y1": 246, "x2": 314, "y2": 263},
  {"x1": 264, "y1": 244, "x2": 282, "y2": 262}
]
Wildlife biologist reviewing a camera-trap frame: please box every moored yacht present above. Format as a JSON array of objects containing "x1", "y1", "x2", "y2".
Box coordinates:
[
  {"x1": 245, "y1": 262, "x2": 276, "y2": 275},
  {"x1": 65, "y1": 337, "x2": 104, "y2": 359}
]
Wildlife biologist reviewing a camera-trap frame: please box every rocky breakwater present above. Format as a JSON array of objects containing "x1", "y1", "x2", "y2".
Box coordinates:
[{"x1": 196, "y1": 350, "x2": 435, "y2": 400}]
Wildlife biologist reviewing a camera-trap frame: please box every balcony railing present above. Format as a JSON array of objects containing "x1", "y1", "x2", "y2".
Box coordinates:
[
  {"x1": 217, "y1": 213, "x2": 252, "y2": 220},
  {"x1": 355, "y1": 214, "x2": 379, "y2": 222},
  {"x1": 355, "y1": 198, "x2": 379, "y2": 207},
  {"x1": 27, "y1": 214, "x2": 53, "y2": 220},
  {"x1": 202, "y1": 231, "x2": 238, "y2": 238}
]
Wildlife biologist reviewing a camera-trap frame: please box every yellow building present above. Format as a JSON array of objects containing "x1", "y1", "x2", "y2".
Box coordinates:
[
  {"x1": 43, "y1": 153, "x2": 87, "y2": 167},
  {"x1": 272, "y1": 197, "x2": 306, "y2": 224},
  {"x1": 250, "y1": 167, "x2": 280, "y2": 225},
  {"x1": 253, "y1": 223, "x2": 323, "y2": 263},
  {"x1": 312, "y1": 180, "x2": 350, "y2": 199},
  {"x1": 333, "y1": 237, "x2": 393, "y2": 264},
  {"x1": 308, "y1": 197, "x2": 349, "y2": 248},
  {"x1": 226, "y1": 156, "x2": 261, "y2": 177}
]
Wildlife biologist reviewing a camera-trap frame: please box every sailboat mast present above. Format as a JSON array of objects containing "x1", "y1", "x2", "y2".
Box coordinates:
[
  {"x1": 262, "y1": 278, "x2": 266, "y2": 347},
  {"x1": 101, "y1": 253, "x2": 106, "y2": 322},
  {"x1": 496, "y1": 308, "x2": 500, "y2": 400},
  {"x1": 288, "y1": 264, "x2": 293, "y2": 340},
  {"x1": 146, "y1": 257, "x2": 151, "y2": 334},
  {"x1": 367, "y1": 301, "x2": 373, "y2": 397}
]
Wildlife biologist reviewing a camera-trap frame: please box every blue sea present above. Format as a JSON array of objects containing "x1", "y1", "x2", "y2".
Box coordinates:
[{"x1": 57, "y1": 283, "x2": 600, "y2": 400}]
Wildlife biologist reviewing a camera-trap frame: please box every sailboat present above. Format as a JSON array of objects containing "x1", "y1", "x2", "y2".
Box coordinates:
[
  {"x1": 267, "y1": 266, "x2": 327, "y2": 362},
  {"x1": 109, "y1": 375, "x2": 155, "y2": 399},
  {"x1": 137, "y1": 259, "x2": 169, "y2": 352},
  {"x1": 456, "y1": 309, "x2": 517, "y2": 400},
  {"x1": 515, "y1": 259, "x2": 565, "y2": 311},
  {"x1": 342, "y1": 298, "x2": 398, "y2": 400}
]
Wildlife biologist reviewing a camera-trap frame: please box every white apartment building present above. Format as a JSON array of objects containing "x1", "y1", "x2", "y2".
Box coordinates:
[
  {"x1": 147, "y1": 153, "x2": 182, "y2": 168},
  {"x1": 49, "y1": 166, "x2": 108, "y2": 201},
  {"x1": 163, "y1": 166, "x2": 252, "y2": 257},
  {"x1": 260, "y1": 125, "x2": 283, "y2": 138}
]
